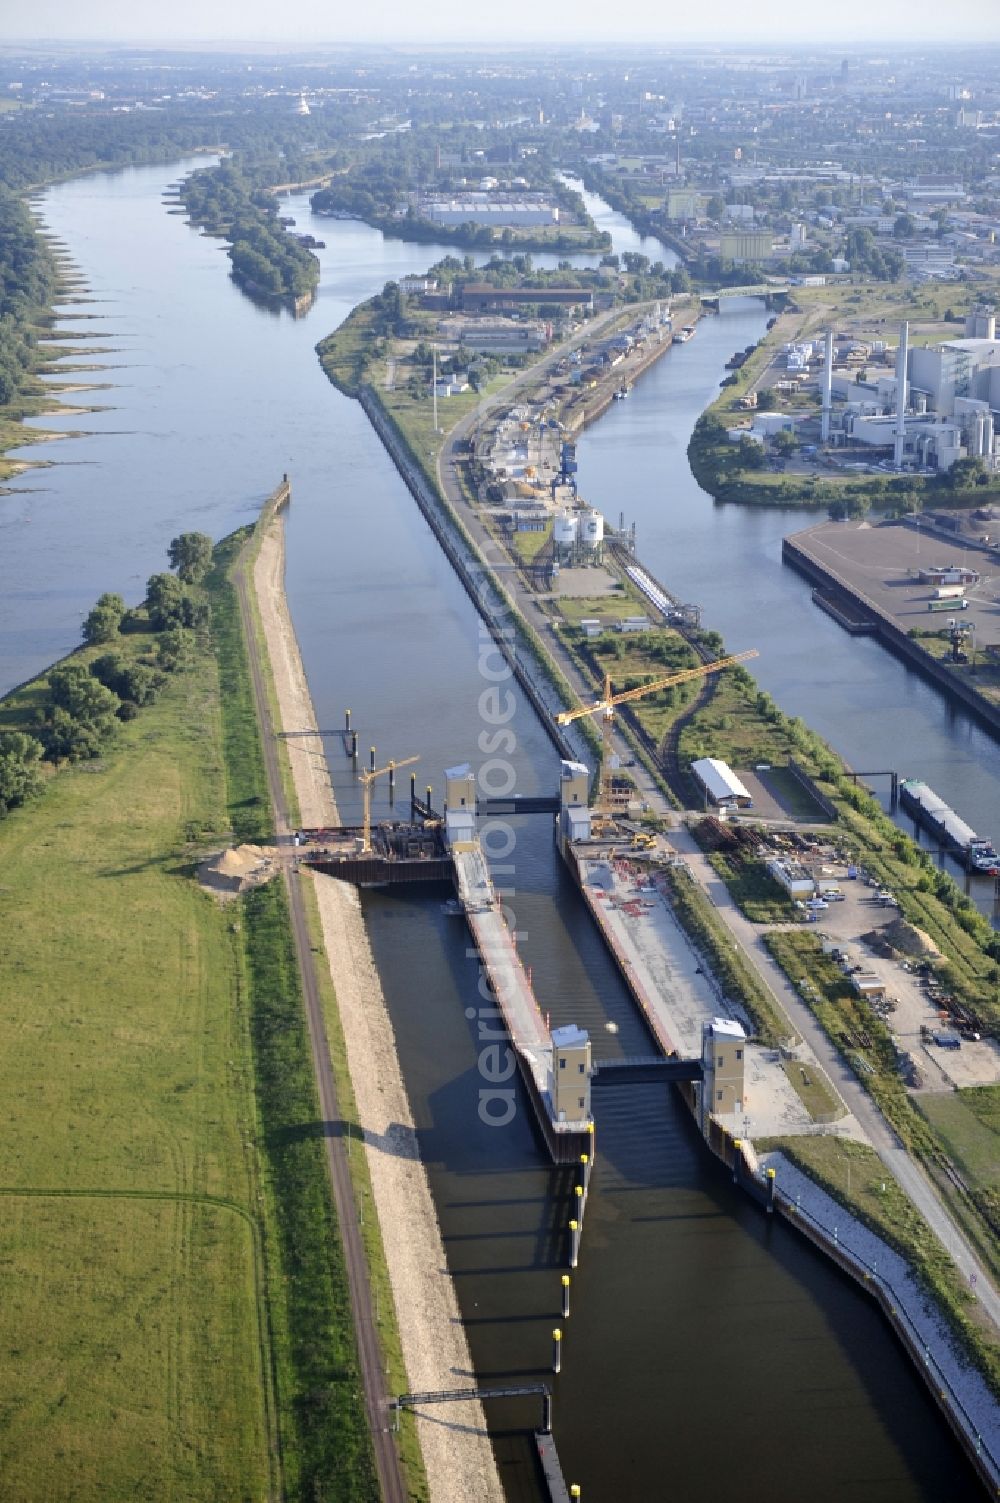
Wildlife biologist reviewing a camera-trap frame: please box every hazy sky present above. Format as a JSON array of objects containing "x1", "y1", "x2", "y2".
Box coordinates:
[{"x1": 4, "y1": 0, "x2": 1000, "y2": 46}]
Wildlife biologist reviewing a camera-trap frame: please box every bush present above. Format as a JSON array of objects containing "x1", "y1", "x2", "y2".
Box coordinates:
[
  {"x1": 39, "y1": 664, "x2": 120, "y2": 762},
  {"x1": 90, "y1": 653, "x2": 165, "y2": 709},
  {"x1": 0, "y1": 730, "x2": 43, "y2": 816},
  {"x1": 82, "y1": 591, "x2": 126, "y2": 645}
]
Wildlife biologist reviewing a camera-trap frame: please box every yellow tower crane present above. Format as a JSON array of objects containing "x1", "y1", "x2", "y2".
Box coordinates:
[
  {"x1": 359, "y1": 755, "x2": 419, "y2": 853},
  {"x1": 555, "y1": 651, "x2": 758, "y2": 809}
]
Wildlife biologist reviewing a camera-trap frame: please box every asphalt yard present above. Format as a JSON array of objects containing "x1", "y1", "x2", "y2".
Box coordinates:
[{"x1": 790, "y1": 518, "x2": 1000, "y2": 647}]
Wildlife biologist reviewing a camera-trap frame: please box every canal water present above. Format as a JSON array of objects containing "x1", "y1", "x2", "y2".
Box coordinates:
[{"x1": 0, "y1": 160, "x2": 988, "y2": 1499}]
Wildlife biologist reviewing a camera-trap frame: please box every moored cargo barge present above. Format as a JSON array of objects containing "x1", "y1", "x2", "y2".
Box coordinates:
[{"x1": 899, "y1": 779, "x2": 1000, "y2": 874}]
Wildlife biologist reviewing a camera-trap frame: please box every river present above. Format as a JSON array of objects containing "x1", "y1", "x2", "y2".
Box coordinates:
[{"x1": 0, "y1": 159, "x2": 988, "y2": 1499}]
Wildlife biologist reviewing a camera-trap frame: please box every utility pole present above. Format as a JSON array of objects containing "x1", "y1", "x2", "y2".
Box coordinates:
[{"x1": 432, "y1": 345, "x2": 440, "y2": 434}]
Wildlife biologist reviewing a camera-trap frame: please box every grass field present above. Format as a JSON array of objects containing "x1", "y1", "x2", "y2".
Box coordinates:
[
  {"x1": 0, "y1": 1195, "x2": 264, "y2": 1499},
  {"x1": 551, "y1": 590, "x2": 635, "y2": 624},
  {"x1": 0, "y1": 610, "x2": 274, "y2": 1494},
  {"x1": 780, "y1": 1057, "x2": 843, "y2": 1122},
  {"x1": 916, "y1": 1087, "x2": 1000, "y2": 1287},
  {"x1": 917, "y1": 1086, "x2": 1000, "y2": 1191},
  {"x1": 510, "y1": 522, "x2": 551, "y2": 564}
]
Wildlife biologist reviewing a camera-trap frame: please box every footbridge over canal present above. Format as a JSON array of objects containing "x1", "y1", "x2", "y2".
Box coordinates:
[{"x1": 592, "y1": 1055, "x2": 703, "y2": 1086}]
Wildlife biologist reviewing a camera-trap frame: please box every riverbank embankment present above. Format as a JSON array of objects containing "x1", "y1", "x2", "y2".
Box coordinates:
[
  {"x1": 761, "y1": 1150, "x2": 1000, "y2": 1493},
  {"x1": 251, "y1": 503, "x2": 504, "y2": 1503}
]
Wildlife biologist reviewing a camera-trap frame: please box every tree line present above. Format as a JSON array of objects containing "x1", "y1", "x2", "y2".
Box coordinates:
[
  {"x1": 0, "y1": 189, "x2": 58, "y2": 408},
  {"x1": 0, "y1": 533, "x2": 214, "y2": 817}
]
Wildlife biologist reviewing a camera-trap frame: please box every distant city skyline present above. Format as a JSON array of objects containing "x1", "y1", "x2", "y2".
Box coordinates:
[{"x1": 3, "y1": 0, "x2": 1000, "y2": 46}]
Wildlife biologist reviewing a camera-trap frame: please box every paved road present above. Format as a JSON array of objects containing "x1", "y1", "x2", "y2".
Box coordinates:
[
  {"x1": 233, "y1": 529, "x2": 406, "y2": 1503},
  {"x1": 669, "y1": 825, "x2": 1000, "y2": 1333}
]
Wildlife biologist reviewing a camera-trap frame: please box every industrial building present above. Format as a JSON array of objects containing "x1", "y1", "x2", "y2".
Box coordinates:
[
  {"x1": 462, "y1": 285, "x2": 594, "y2": 315},
  {"x1": 766, "y1": 857, "x2": 816, "y2": 897},
  {"x1": 419, "y1": 193, "x2": 559, "y2": 227},
  {"x1": 437, "y1": 317, "x2": 549, "y2": 354},
  {"x1": 719, "y1": 229, "x2": 775, "y2": 263},
  {"x1": 690, "y1": 757, "x2": 753, "y2": 809}
]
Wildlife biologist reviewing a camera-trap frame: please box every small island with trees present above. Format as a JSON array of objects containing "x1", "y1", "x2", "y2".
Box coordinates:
[{"x1": 180, "y1": 161, "x2": 321, "y2": 312}]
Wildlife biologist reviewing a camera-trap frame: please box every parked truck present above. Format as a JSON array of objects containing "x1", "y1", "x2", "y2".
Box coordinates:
[
  {"x1": 928, "y1": 597, "x2": 970, "y2": 612},
  {"x1": 934, "y1": 584, "x2": 967, "y2": 600}
]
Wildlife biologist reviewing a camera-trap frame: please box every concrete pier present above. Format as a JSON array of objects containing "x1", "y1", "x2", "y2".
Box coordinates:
[{"x1": 783, "y1": 522, "x2": 1000, "y2": 739}]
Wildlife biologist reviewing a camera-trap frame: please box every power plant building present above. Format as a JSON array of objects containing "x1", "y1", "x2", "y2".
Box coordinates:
[{"x1": 820, "y1": 321, "x2": 1000, "y2": 472}]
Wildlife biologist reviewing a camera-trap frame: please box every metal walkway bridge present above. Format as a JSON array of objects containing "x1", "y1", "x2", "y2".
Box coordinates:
[
  {"x1": 477, "y1": 794, "x2": 560, "y2": 815},
  {"x1": 592, "y1": 1054, "x2": 703, "y2": 1085},
  {"x1": 701, "y1": 284, "x2": 791, "y2": 300}
]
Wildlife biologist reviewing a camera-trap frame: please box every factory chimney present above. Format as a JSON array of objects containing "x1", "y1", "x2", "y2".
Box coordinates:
[
  {"x1": 893, "y1": 321, "x2": 909, "y2": 469},
  {"x1": 820, "y1": 329, "x2": 834, "y2": 443}
]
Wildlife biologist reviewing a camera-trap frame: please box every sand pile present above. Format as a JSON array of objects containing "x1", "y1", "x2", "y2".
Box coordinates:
[
  {"x1": 198, "y1": 844, "x2": 277, "y2": 897},
  {"x1": 867, "y1": 917, "x2": 941, "y2": 959}
]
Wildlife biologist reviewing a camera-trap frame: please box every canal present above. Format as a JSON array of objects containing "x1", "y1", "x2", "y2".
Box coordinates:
[{"x1": 0, "y1": 160, "x2": 988, "y2": 1499}]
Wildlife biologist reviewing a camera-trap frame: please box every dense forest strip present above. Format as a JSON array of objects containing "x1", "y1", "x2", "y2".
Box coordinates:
[
  {"x1": 0, "y1": 186, "x2": 61, "y2": 478},
  {"x1": 180, "y1": 158, "x2": 321, "y2": 304}
]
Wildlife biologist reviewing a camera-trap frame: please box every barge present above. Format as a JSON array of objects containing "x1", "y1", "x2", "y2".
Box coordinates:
[{"x1": 899, "y1": 779, "x2": 1000, "y2": 874}]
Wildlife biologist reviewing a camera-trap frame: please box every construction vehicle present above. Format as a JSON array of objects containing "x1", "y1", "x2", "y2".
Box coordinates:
[
  {"x1": 555, "y1": 650, "x2": 759, "y2": 809},
  {"x1": 359, "y1": 755, "x2": 419, "y2": 853}
]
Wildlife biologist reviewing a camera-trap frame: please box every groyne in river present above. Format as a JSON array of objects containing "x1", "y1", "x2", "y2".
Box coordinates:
[{"x1": 0, "y1": 159, "x2": 994, "y2": 1499}]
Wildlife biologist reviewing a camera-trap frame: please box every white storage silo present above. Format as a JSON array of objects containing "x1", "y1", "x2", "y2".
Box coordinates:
[
  {"x1": 581, "y1": 509, "x2": 604, "y2": 545},
  {"x1": 554, "y1": 511, "x2": 580, "y2": 547}
]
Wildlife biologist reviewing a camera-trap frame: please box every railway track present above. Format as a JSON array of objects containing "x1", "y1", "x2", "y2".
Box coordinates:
[{"x1": 232, "y1": 525, "x2": 406, "y2": 1503}]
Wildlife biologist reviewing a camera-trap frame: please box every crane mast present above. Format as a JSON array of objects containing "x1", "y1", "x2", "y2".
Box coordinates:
[
  {"x1": 358, "y1": 755, "x2": 419, "y2": 852},
  {"x1": 556, "y1": 650, "x2": 759, "y2": 808}
]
